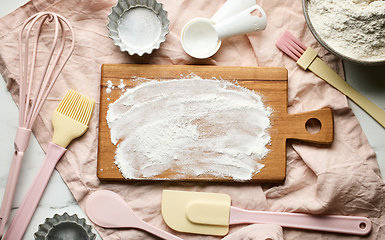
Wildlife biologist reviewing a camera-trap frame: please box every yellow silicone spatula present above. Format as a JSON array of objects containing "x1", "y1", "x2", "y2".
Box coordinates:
[{"x1": 161, "y1": 190, "x2": 371, "y2": 236}]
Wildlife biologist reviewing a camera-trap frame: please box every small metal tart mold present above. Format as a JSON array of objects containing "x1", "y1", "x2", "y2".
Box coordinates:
[
  {"x1": 108, "y1": 0, "x2": 170, "y2": 56},
  {"x1": 34, "y1": 212, "x2": 96, "y2": 240}
]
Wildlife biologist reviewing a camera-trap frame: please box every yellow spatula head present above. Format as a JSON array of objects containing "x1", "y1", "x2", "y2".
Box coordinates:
[{"x1": 161, "y1": 190, "x2": 231, "y2": 236}]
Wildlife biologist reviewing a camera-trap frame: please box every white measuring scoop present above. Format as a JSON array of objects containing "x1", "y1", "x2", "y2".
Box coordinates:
[{"x1": 181, "y1": 3, "x2": 267, "y2": 59}]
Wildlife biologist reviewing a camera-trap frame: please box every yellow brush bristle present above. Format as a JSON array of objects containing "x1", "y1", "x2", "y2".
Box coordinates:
[
  {"x1": 56, "y1": 89, "x2": 95, "y2": 126},
  {"x1": 51, "y1": 89, "x2": 95, "y2": 148}
]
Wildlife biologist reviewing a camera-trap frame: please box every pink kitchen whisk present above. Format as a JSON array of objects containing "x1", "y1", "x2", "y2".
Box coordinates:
[{"x1": 0, "y1": 12, "x2": 75, "y2": 238}]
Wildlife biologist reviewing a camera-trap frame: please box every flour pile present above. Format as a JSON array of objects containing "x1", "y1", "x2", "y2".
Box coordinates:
[
  {"x1": 308, "y1": 0, "x2": 385, "y2": 61},
  {"x1": 106, "y1": 77, "x2": 272, "y2": 181}
]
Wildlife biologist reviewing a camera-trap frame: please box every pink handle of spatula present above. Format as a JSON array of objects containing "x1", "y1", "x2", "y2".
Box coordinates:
[
  {"x1": 2, "y1": 142, "x2": 66, "y2": 240},
  {"x1": 229, "y1": 206, "x2": 371, "y2": 235}
]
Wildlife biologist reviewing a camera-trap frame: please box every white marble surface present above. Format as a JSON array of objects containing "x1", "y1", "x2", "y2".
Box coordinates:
[
  {"x1": 343, "y1": 62, "x2": 385, "y2": 178},
  {"x1": 0, "y1": 1, "x2": 385, "y2": 240}
]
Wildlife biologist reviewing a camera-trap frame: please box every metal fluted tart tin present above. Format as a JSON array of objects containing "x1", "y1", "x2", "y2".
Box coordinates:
[
  {"x1": 34, "y1": 212, "x2": 96, "y2": 240},
  {"x1": 108, "y1": 0, "x2": 170, "y2": 56},
  {"x1": 302, "y1": 0, "x2": 385, "y2": 66}
]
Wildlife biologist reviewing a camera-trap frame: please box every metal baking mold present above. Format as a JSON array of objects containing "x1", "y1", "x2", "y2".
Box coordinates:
[
  {"x1": 108, "y1": 0, "x2": 170, "y2": 56},
  {"x1": 34, "y1": 212, "x2": 96, "y2": 240}
]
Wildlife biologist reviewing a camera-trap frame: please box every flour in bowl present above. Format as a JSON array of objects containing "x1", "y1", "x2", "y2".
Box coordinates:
[
  {"x1": 308, "y1": 0, "x2": 385, "y2": 61},
  {"x1": 106, "y1": 76, "x2": 272, "y2": 181}
]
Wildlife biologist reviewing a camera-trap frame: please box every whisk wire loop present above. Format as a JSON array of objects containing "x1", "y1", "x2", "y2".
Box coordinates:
[{"x1": 18, "y1": 12, "x2": 75, "y2": 129}]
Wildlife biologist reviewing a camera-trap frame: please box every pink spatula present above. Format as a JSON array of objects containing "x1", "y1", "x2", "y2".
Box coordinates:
[
  {"x1": 161, "y1": 190, "x2": 372, "y2": 236},
  {"x1": 85, "y1": 190, "x2": 183, "y2": 240}
]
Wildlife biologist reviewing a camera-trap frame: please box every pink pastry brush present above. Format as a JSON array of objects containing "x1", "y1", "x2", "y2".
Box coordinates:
[
  {"x1": 2, "y1": 89, "x2": 94, "y2": 240},
  {"x1": 275, "y1": 30, "x2": 385, "y2": 128}
]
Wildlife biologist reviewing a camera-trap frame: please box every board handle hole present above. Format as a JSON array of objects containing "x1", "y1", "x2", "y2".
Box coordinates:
[
  {"x1": 306, "y1": 118, "x2": 321, "y2": 134},
  {"x1": 359, "y1": 222, "x2": 367, "y2": 229}
]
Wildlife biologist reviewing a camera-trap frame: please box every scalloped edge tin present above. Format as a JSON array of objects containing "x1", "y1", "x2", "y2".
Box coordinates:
[
  {"x1": 108, "y1": 0, "x2": 170, "y2": 56},
  {"x1": 34, "y1": 212, "x2": 96, "y2": 240}
]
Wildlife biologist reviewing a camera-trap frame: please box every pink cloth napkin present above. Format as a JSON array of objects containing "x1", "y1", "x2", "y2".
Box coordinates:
[{"x1": 1, "y1": 0, "x2": 384, "y2": 239}]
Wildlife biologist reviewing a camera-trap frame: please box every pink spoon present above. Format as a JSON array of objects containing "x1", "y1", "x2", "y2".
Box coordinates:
[{"x1": 85, "y1": 190, "x2": 183, "y2": 240}]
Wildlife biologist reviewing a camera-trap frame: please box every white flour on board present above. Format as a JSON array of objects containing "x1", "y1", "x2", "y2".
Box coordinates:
[{"x1": 106, "y1": 76, "x2": 273, "y2": 181}]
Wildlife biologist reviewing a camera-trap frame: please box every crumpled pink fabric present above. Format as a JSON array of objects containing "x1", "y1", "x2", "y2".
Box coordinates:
[{"x1": 0, "y1": 0, "x2": 384, "y2": 239}]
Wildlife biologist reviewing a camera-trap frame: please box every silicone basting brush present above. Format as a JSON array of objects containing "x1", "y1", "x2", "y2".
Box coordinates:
[
  {"x1": 2, "y1": 89, "x2": 95, "y2": 240},
  {"x1": 276, "y1": 30, "x2": 385, "y2": 128}
]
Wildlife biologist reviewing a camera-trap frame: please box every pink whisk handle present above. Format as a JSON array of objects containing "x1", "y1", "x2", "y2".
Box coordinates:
[
  {"x1": 0, "y1": 152, "x2": 24, "y2": 238},
  {"x1": 0, "y1": 127, "x2": 31, "y2": 238},
  {"x1": 229, "y1": 206, "x2": 372, "y2": 235},
  {"x1": 2, "y1": 142, "x2": 66, "y2": 240},
  {"x1": 14, "y1": 127, "x2": 31, "y2": 152}
]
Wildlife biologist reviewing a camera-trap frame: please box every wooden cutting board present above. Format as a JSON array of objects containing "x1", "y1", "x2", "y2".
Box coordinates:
[{"x1": 97, "y1": 64, "x2": 333, "y2": 182}]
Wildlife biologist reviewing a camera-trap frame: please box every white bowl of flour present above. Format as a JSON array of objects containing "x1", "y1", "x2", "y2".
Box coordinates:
[{"x1": 303, "y1": 0, "x2": 385, "y2": 65}]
